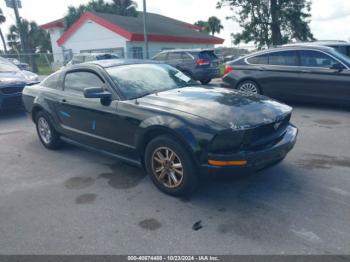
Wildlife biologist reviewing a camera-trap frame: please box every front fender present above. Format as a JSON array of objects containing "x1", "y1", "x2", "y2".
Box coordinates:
[{"x1": 135, "y1": 115, "x2": 221, "y2": 165}]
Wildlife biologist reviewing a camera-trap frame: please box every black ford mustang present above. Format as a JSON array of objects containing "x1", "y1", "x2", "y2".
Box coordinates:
[{"x1": 22, "y1": 60, "x2": 298, "y2": 196}]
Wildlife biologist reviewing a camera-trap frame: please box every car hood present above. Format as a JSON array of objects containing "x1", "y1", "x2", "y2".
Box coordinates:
[
  {"x1": 139, "y1": 86, "x2": 292, "y2": 129},
  {"x1": 0, "y1": 71, "x2": 27, "y2": 86},
  {"x1": 0, "y1": 70, "x2": 39, "y2": 86}
]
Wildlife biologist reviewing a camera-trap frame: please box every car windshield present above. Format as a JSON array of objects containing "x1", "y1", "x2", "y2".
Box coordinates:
[
  {"x1": 106, "y1": 64, "x2": 197, "y2": 100},
  {"x1": 0, "y1": 61, "x2": 20, "y2": 72},
  {"x1": 329, "y1": 48, "x2": 350, "y2": 67}
]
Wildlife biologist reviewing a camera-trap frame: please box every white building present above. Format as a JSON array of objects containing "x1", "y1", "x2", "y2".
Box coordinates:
[{"x1": 41, "y1": 11, "x2": 224, "y2": 66}]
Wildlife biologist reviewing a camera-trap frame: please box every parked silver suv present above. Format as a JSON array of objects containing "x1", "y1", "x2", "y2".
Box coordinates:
[{"x1": 152, "y1": 49, "x2": 220, "y2": 85}]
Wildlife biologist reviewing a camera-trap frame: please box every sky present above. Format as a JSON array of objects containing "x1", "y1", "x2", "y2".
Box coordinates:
[{"x1": 0, "y1": 0, "x2": 350, "y2": 48}]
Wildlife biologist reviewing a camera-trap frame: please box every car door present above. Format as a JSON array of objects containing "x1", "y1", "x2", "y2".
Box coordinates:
[
  {"x1": 55, "y1": 69, "x2": 137, "y2": 159},
  {"x1": 250, "y1": 50, "x2": 301, "y2": 100},
  {"x1": 298, "y1": 50, "x2": 350, "y2": 104}
]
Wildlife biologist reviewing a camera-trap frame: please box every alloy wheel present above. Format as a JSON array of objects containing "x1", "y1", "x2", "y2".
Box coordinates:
[
  {"x1": 238, "y1": 82, "x2": 259, "y2": 94},
  {"x1": 151, "y1": 147, "x2": 184, "y2": 188},
  {"x1": 38, "y1": 117, "x2": 52, "y2": 145}
]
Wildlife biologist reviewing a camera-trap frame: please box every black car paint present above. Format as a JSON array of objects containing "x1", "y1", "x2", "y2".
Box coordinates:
[
  {"x1": 223, "y1": 46, "x2": 350, "y2": 106},
  {"x1": 22, "y1": 60, "x2": 297, "y2": 175}
]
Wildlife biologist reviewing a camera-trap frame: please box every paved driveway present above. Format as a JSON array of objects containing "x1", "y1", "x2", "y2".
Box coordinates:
[{"x1": 0, "y1": 104, "x2": 349, "y2": 255}]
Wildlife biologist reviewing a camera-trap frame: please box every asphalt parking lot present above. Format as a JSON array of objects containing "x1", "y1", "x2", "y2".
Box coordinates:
[{"x1": 0, "y1": 102, "x2": 350, "y2": 255}]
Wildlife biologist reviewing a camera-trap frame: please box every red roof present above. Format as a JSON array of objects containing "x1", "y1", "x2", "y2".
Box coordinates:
[
  {"x1": 56, "y1": 11, "x2": 224, "y2": 46},
  {"x1": 40, "y1": 18, "x2": 65, "y2": 30}
]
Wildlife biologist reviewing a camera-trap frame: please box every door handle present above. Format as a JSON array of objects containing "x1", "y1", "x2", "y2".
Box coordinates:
[
  {"x1": 301, "y1": 70, "x2": 310, "y2": 73},
  {"x1": 60, "y1": 99, "x2": 67, "y2": 104}
]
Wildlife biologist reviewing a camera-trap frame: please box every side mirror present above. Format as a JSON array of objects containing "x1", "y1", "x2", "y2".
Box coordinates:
[
  {"x1": 330, "y1": 63, "x2": 344, "y2": 72},
  {"x1": 84, "y1": 87, "x2": 112, "y2": 100}
]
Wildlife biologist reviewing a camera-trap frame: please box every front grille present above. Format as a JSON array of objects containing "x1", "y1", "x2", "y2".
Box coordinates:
[
  {"x1": 0, "y1": 85, "x2": 25, "y2": 95},
  {"x1": 242, "y1": 114, "x2": 291, "y2": 150}
]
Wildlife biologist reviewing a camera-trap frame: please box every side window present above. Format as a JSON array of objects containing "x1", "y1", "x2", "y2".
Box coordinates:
[
  {"x1": 269, "y1": 51, "x2": 299, "y2": 66},
  {"x1": 300, "y1": 50, "x2": 338, "y2": 68},
  {"x1": 168, "y1": 52, "x2": 183, "y2": 63},
  {"x1": 64, "y1": 71, "x2": 104, "y2": 94},
  {"x1": 41, "y1": 72, "x2": 60, "y2": 89},
  {"x1": 247, "y1": 54, "x2": 269, "y2": 65},
  {"x1": 182, "y1": 52, "x2": 194, "y2": 62},
  {"x1": 153, "y1": 53, "x2": 167, "y2": 61}
]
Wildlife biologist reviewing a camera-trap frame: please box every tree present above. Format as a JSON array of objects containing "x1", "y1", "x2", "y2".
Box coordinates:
[
  {"x1": 0, "y1": 8, "x2": 7, "y2": 53},
  {"x1": 7, "y1": 20, "x2": 52, "y2": 72},
  {"x1": 207, "y1": 16, "x2": 224, "y2": 35},
  {"x1": 195, "y1": 16, "x2": 224, "y2": 35},
  {"x1": 217, "y1": 0, "x2": 314, "y2": 48},
  {"x1": 65, "y1": 0, "x2": 138, "y2": 29},
  {"x1": 7, "y1": 25, "x2": 21, "y2": 53},
  {"x1": 194, "y1": 20, "x2": 210, "y2": 33}
]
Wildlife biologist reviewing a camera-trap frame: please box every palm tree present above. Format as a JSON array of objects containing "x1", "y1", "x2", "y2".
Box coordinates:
[
  {"x1": 7, "y1": 25, "x2": 20, "y2": 52},
  {"x1": 7, "y1": 20, "x2": 51, "y2": 72},
  {"x1": 0, "y1": 8, "x2": 8, "y2": 53},
  {"x1": 207, "y1": 16, "x2": 224, "y2": 36}
]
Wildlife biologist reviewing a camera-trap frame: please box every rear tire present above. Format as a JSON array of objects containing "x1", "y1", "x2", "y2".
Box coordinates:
[
  {"x1": 144, "y1": 135, "x2": 199, "y2": 196},
  {"x1": 236, "y1": 80, "x2": 261, "y2": 94},
  {"x1": 35, "y1": 111, "x2": 63, "y2": 150}
]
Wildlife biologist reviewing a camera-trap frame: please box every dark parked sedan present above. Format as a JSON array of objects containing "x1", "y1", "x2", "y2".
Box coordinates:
[
  {"x1": 22, "y1": 60, "x2": 297, "y2": 196},
  {"x1": 222, "y1": 45, "x2": 350, "y2": 106},
  {"x1": 0, "y1": 58, "x2": 40, "y2": 110}
]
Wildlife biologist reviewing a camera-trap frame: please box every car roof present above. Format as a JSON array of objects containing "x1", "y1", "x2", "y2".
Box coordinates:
[
  {"x1": 158, "y1": 48, "x2": 214, "y2": 54},
  {"x1": 245, "y1": 45, "x2": 334, "y2": 57},
  {"x1": 75, "y1": 59, "x2": 161, "y2": 68},
  {"x1": 285, "y1": 41, "x2": 350, "y2": 47}
]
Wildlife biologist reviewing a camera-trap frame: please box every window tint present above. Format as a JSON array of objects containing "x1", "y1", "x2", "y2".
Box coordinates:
[
  {"x1": 64, "y1": 71, "x2": 104, "y2": 94},
  {"x1": 198, "y1": 51, "x2": 218, "y2": 60},
  {"x1": 269, "y1": 51, "x2": 298, "y2": 66},
  {"x1": 300, "y1": 50, "x2": 338, "y2": 68},
  {"x1": 168, "y1": 52, "x2": 183, "y2": 63},
  {"x1": 182, "y1": 52, "x2": 193, "y2": 62},
  {"x1": 247, "y1": 54, "x2": 269, "y2": 65},
  {"x1": 41, "y1": 72, "x2": 60, "y2": 89},
  {"x1": 153, "y1": 53, "x2": 167, "y2": 61}
]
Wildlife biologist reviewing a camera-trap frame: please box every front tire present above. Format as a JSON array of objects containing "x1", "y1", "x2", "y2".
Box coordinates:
[
  {"x1": 237, "y1": 80, "x2": 261, "y2": 94},
  {"x1": 35, "y1": 111, "x2": 62, "y2": 150},
  {"x1": 144, "y1": 135, "x2": 199, "y2": 196}
]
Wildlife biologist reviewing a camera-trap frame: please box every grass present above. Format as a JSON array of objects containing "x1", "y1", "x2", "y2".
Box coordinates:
[{"x1": 38, "y1": 66, "x2": 55, "y2": 76}]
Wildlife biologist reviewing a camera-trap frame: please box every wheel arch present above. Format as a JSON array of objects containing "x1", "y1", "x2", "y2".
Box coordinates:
[
  {"x1": 135, "y1": 124, "x2": 201, "y2": 168},
  {"x1": 31, "y1": 104, "x2": 44, "y2": 122}
]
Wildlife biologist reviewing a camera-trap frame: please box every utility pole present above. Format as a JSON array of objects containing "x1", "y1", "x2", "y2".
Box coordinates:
[{"x1": 143, "y1": 0, "x2": 149, "y2": 59}]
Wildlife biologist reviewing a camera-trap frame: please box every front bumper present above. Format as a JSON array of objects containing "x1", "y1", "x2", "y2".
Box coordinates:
[
  {"x1": 0, "y1": 93, "x2": 23, "y2": 110},
  {"x1": 193, "y1": 68, "x2": 220, "y2": 81},
  {"x1": 202, "y1": 124, "x2": 298, "y2": 175}
]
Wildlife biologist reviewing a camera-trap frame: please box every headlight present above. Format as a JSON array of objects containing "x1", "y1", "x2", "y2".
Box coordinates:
[{"x1": 210, "y1": 129, "x2": 245, "y2": 153}]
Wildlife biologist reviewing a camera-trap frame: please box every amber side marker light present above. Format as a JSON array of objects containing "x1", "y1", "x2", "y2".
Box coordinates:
[{"x1": 208, "y1": 160, "x2": 248, "y2": 167}]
